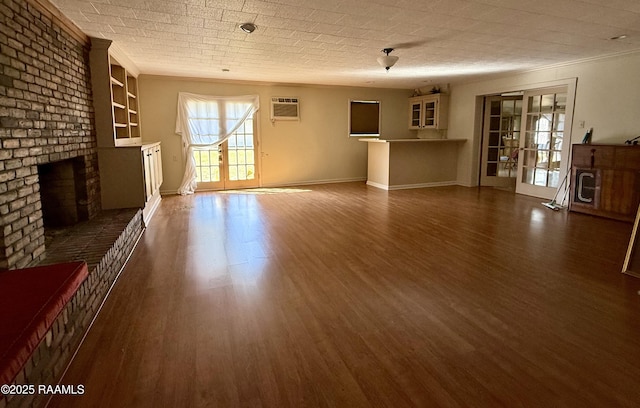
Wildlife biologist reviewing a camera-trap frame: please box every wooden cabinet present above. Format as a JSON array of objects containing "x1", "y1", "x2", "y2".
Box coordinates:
[
  {"x1": 409, "y1": 94, "x2": 449, "y2": 130},
  {"x1": 569, "y1": 144, "x2": 640, "y2": 222},
  {"x1": 89, "y1": 37, "x2": 163, "y2": 224}
]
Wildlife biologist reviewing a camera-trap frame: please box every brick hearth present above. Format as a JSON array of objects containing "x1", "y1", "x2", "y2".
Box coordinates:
[
  {"x1": 41, "y1": 209, "x2": 140, "y2": 269},
  {"x1": 3, "y1": 208, "x2": 144, "y2": 408}
]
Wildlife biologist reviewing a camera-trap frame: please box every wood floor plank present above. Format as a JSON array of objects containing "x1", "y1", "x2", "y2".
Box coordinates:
[{"x1": 46, "y1": 183, "x2": 640, "y2": 408}]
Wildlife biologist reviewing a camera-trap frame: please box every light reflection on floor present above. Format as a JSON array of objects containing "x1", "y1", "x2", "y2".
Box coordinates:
[
  {"x1": 183, "y1": 189, "x2": 276, "y2": 293},
  {"x1": 530, "y1": 206, "x2": 548, "y2": 225}
]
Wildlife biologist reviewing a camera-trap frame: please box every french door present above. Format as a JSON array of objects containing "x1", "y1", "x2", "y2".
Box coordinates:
[
  {"x1": 193, "y1": 116, "x2": 259, "y2": 190},
  {"x1": 515, "y1": 87, "x2": 573, "y2": 200},
  {"x1": 480, "y1": 95, "x2": 523, "y2": 188}
]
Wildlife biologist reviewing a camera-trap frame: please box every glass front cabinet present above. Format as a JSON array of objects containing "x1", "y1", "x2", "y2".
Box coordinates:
[{"x1": 408, "y1": 94, "x2": 449, "y2": 130}]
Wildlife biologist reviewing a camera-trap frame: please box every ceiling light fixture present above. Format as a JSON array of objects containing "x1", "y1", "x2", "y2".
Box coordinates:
[
  {"x1": 377, "y1": 48, "x2": 399, "y2": 71},
  {"x1": 240, "y1": 23, "x2": 257, "y2": 33}
]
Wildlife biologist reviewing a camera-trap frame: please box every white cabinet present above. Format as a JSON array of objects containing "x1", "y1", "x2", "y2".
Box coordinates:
[
  {"x1": 408, "y1": 94, "x2": 449, "y2": 130},
  {"x1": 142, "y1": 143, "x2": 162, "y2": 223},
  {"x1": 142, "y1": 143, "x2": 163, "y2": 204}
]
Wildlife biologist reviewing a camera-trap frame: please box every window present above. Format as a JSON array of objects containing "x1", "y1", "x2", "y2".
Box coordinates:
[{"x1": 349, "y1": 100, "x2": 380, "y2": 137}]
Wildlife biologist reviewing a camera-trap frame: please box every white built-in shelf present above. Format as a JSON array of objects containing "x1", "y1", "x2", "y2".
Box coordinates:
[
  {"x1": 106, "y1": 57, "x2": 141, "y2": 147},
  {"x1": 110, "y1": 77, "x2": 124, "y2": 87}
]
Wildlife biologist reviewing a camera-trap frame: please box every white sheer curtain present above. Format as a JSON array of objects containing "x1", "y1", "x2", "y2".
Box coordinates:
[{"x1": 175, "y1": 92, "x2": 259, "y2": 195}]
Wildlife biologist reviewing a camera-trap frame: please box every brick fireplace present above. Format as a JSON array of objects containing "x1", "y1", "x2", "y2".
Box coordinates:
[
  {"x1": 1, "y1": 3, "x2": 146, "y2": 406},
  {"x1": 0, "y1": 0, "x2": 101, "y2": 270}
]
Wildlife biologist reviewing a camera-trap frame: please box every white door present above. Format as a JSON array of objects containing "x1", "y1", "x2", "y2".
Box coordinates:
[
  {"x1": 516, "y1": 87, "x2": 573, "y2": 200},
  {"x1": 193, "y1": 115, "x2": 260, "y2": 190},
  {"x1": 480, "y1": 95, "x2": 523, "y2": 188}
]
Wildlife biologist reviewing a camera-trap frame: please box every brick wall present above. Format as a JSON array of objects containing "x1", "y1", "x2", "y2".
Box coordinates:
[
  {"x1": 0, "y1": 0, "x2": 100, "y2": 270},
  {"x1": 0, "y1": 2, "x2": 150, "y2": 407}
]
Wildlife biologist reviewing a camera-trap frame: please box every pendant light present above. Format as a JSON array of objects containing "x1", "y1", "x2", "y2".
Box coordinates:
[{"x1": 377, "y1": 48, "x2": 399, "y2": 71}]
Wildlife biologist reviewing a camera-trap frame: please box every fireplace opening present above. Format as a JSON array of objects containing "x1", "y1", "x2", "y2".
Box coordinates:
[{"x1": 37, "y1": 158, "x2": 89, "y2": 229}]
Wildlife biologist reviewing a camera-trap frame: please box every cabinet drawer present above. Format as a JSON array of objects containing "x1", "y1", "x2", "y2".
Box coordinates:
[{"x1": 571, "y1": 145, "x2": 615, "y2": 168}]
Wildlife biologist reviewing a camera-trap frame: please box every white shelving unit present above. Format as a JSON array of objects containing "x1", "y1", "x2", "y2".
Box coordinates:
[{"x1": 89, "y1": 37, "x2": 162, "y2": 224}]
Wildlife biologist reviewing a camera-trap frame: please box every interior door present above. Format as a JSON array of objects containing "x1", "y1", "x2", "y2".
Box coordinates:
[
  {"x1": 516, "y1": 87, "x2": 572, "y2": 200},
  {"x1": 193, "y1": 115, "x2": 259, "y2": 190},
  {"x1": 480, "y1": 95, "x2": 523, "y2": 188}
]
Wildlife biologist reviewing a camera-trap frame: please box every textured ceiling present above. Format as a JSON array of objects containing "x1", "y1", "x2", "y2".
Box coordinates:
[{"x1": 51, "y1": 0, "x2": 640, "y2": 89}]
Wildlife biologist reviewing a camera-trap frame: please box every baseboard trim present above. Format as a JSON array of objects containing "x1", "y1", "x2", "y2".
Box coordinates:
[
  {"x1": 367, "y1": 181, "x2": 462, "y2": 190},
  {"x1": 366, "y1": 181, "x2": 391, "y2": 190},
  {"x1": 261, "y1": 177, "x2": 366, "y2": 188},
  {"x1": 142, "y1": 193, "x2": 162, "y2": 226}
]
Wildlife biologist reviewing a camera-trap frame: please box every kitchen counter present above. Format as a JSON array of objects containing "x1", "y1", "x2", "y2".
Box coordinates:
[{"x1": 360, "y1": 138, "x2": 466, "y2": 190}]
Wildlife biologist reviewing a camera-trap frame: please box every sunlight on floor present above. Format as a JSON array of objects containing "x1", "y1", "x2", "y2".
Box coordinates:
[{"x1": 218, "y1": 187, "x2": 312, "y2": 195}]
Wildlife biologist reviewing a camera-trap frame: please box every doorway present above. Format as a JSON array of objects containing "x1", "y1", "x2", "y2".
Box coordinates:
[
  {"x1": 478, "y1": 81, "x2": 575, "y2": 200},
  {"x1": 480, "y1": 94, "x2": 523, "y2": 188},
  {"x1": 193, "y1": 115, "x2": 260, "y2": 190}
]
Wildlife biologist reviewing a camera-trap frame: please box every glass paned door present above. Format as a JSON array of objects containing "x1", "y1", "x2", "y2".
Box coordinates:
[
  {"x1": 194, "y1": 148, "x2": 222, "y2": 188},
  {"x1": 516, "y1": 87, "x2": 571, "y2": 199},
  {"x1": 225, "y1": 117, "x2": 256, "y2": 185},
  {"x1": 193, "y1": 116, "x2": 259, "y2": 190},
  {"x1": 480, "y1": 95, "x2": 523, "y2": 188}
]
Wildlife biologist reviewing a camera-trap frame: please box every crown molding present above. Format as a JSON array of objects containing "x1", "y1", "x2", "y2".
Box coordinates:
[{"x1": 524, "y1": 48, "x2": 640, "y2": 73}]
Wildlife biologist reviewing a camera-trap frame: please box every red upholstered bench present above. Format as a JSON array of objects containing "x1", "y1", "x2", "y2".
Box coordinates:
[{"x1": 0, "y1": 261, "x2": 89, "y2": 386}]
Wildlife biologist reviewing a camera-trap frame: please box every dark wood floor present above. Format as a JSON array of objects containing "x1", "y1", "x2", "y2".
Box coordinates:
[{"x1": 47, "y1": 183, "x2": 640, "y2": 408}]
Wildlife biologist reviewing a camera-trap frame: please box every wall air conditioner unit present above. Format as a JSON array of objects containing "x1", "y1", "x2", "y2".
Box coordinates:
[{"x1": 270, "y1": 97, "x2": 299, "y2": 121}]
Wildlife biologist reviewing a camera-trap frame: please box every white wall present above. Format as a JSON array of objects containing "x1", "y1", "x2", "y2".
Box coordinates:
[
  {"x1": 138, "y1": 76, "x2": 413, "y2": 193},
  {"x1": 447, "y1": 51, "x2": 640, "y2": 186}
]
